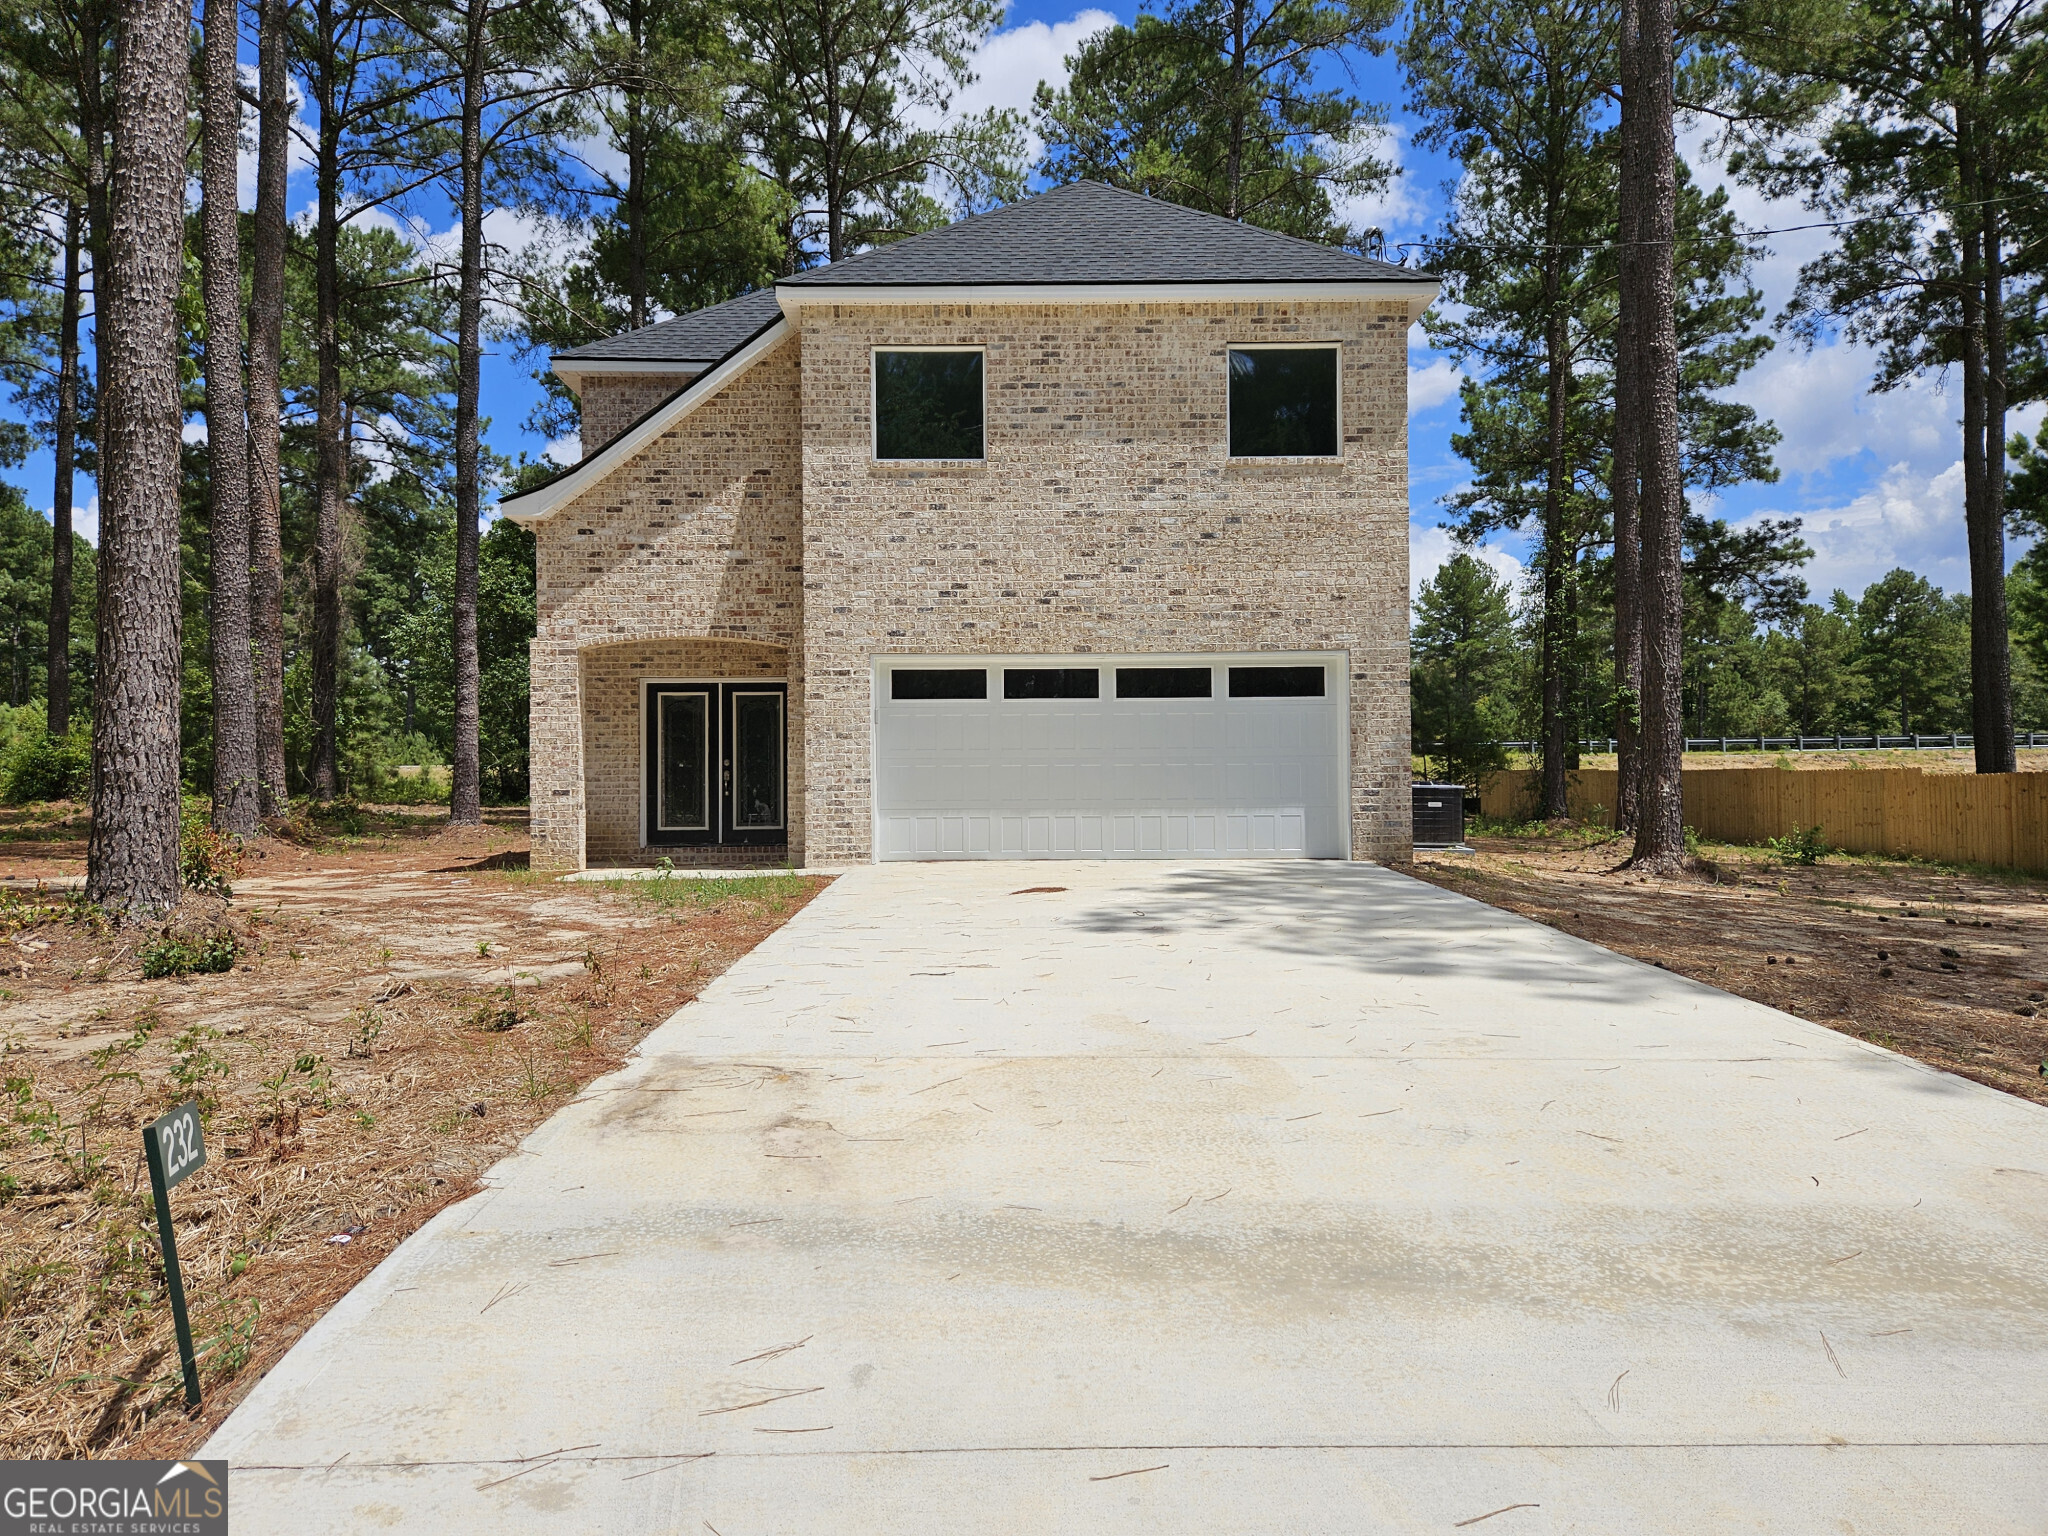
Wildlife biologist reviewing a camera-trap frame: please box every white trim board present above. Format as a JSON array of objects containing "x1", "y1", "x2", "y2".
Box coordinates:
[
  {"x1": 501, "y1": 320, "x2": 790, "y2": 525},
  {"x1": 550, "y1": 358, "x2": 709, "y2": 390},
  {"x1": 777, "y1": 280, "x2": 1441, "y2": 322}
]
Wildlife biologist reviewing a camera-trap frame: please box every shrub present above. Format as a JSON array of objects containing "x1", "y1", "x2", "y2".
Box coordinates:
[
  {"x1": 139, "y1": 930, "x2": 237, "y2": 979},
  {"x1": 1769, "y1": 823, "x2": 1831, "y2": 866},
  {"x1": 369, "y1": 763, "x2": 451, "y2": 806},
  {"x1": 1, "y1": 721, "x2": 90, "y2": 803},
  {"x1": 179, "y1": 802, "x2": 246, "y2": 896}
]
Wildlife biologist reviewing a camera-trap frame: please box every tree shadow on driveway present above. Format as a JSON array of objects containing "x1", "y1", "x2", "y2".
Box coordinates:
[{"x1": 1060, "y1": 860, "x2": 1717, "y2": 1014}]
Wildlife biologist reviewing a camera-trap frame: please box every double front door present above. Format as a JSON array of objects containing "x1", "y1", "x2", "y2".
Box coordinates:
[{"x1": 645, "y1": 681, "x2": 787, "y2": 847}]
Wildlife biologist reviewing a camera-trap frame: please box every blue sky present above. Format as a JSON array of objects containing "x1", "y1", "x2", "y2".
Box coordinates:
[{"x1": 13, "y1": 2, "x2": 2036, "y2": 611}]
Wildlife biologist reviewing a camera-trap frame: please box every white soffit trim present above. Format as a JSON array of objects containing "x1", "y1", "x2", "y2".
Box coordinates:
[
  {"x1": 503, "y1": 320, "x2": 790, "y2": 526},
  {"x1": 550, "y1": 358, "x2": 710, "y2": 390},
  {"x1": 776, "y1": 280, "x2": 1442, "y2": 322}
]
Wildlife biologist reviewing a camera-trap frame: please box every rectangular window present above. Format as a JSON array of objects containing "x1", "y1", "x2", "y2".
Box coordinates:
[
  {"x1": 1228, "y1": 665, "x2": 1326, "y2": 698},
  {"x1": 1116, "y1": 666, "x2": 1212, "y2": 699},
  {"x1": 1228, "y1": 347, "x2": 1338, "y2": 458},
  {"x1": 1004, "y1": 667, "x2": 1100, "y2": 700},
  {"x1": 875, "y1": 349, "x2": 985, "y2": 460},
  {"x1": 891, "y1": 668, "x2": 987, "y2": 701}
]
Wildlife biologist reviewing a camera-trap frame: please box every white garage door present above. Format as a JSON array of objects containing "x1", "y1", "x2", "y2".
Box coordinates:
[{"x1": 873, "y1": 653, "x2": 1348, "y2": 861}]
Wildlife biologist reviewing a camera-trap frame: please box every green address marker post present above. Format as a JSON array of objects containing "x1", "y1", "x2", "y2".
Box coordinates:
[{"x1": 145, "y1": 1101, "x2": 207, "y2": 1408}]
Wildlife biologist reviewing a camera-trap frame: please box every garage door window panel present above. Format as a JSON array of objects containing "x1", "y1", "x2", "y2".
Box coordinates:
[
  {"x1": 1228, "y1": 347, "x2": 1339, "y2": 458},
  {"x1": 891, "y1": 667, "x2": 988, "y2": 700},
  {"x1": 1229, "y1": 665, "x2": 1327, "y2": 697},
  {"x1": 874, "y1": 349, "x2": 985, "y2": 461},
  {"x1": 1003, "y1": 667, "x2": 1100, "y2": 699},
  {"x1": 1117, "y1": 666, "x2": 1212, "y2": 698}
]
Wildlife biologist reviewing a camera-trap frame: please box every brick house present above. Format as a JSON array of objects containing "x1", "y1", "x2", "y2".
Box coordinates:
[{"x1": 502, "y1": 181, "x2": 1438, "y2": 872}]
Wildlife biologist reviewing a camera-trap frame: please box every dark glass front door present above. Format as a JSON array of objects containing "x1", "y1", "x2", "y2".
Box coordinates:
[{"x1": 645, "y1": 682, "x2": 786, "y2": 847}]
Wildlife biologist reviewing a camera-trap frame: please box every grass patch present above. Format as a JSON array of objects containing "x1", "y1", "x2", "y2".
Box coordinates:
[{"x1": 608, "y1": 868, "x2": 813, "y2": 913}]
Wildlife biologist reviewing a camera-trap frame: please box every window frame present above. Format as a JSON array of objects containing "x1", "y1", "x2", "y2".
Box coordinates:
[
  {"x1": 1225, "y1": 341, "x2": 1343, "y2": 461},
  {"x1": 871, "y1": 344, "x2": 988, "y2": 463}
]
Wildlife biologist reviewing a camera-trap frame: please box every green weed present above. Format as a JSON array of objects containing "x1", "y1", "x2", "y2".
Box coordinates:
[
  {"x1": 1768, "y1": 823, "x2": 1831, "y2": 866},
  {"x1": 138, "y1": 930, "x2": 237, "y2": 979},
  {"x1": 168, "y1": 1025, "x2": 230, "y2": 1109}
]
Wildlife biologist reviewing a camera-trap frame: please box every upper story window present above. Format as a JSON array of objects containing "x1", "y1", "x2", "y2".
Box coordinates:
[
  {"x1": 874, "y1": 348, "x2": 985, "y2": 461},
  {"x1": 1228, "y1": 345, "x2": 1339, "y2": 458}
]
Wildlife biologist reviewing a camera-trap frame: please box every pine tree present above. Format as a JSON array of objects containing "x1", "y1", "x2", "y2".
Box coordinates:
[
  {"x1": 1036, "y1": 0, "x2": 1397, "y2": 247},
  {"x1": 1405, "y1": 0, "x2": 1615, "y2": 816},
  {"x1": 1412, "y1": 553, "x2": 1518, "y2": 788},
  {"x1": 730, "y1": 0, "x2": 1023, "y2": 267}
]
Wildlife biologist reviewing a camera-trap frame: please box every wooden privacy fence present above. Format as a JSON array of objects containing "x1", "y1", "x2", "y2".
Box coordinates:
[{"x1": 1477, "y1": 766, "x2": 2048, "y2": 874}]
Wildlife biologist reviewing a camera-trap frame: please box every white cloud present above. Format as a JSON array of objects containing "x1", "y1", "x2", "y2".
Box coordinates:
[
  {"x1": 1409, "y1": 522, "x2": 1525, "y2": 605},
  {"x1": 1327, "y1": 122, "x2": 1429, "y2": 242},
  {"x1": 1407, "y1": 356, "x2": 1462, "y2": 417},
  {"x1": 955, "y1": 10, "x2": 1116, "y2": 120},
  {"x1": 1738, "y1": 459, "x2": 1969, "y2": 600},
  {"x1": 44, "y1": 493, "x2": 100, "y2": 548},
  {"x1": 544, "y1": 432, "x2": 579, "y2": 467},
  {"x1": 1736, "y1": 343, "x2": 1960, "y2": 480},
  {"x1": 907, "y1": 9, "x2": 1117, "y2": 163}
]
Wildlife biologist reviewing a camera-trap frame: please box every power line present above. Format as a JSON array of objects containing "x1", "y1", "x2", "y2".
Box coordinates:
[{"x1": 1389, "y1": 188, "x2": 2048, "y2": 258}]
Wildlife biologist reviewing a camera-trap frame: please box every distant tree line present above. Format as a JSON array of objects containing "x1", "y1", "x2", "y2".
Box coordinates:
[{"x1": 1412, "y1": 549, "x2": 2048, "y2": 790}]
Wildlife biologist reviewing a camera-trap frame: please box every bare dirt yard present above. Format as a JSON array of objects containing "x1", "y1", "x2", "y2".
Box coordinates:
[
  {"x1": 0, "y1": 803, "x2": 827, "y2": 1459},
  {"x1": 1406, "y1": 825, "x2": 2048, "y2": 1108}
]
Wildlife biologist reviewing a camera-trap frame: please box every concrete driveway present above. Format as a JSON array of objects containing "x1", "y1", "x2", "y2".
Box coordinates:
[{"x1": 205, "y1": 861, "x2": 2048, "y2": 1533}]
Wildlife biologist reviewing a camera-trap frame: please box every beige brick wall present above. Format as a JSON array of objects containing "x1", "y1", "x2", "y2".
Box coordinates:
[
  {"x1": 796, "y1": 299, "x2": 1413, "y2": 864},
  {"x1": 529, "y1": 337, "x2": 804, "y2": 871},
  {"x1": 578, "y1": 372, "x2": 695, "y2": 458}
]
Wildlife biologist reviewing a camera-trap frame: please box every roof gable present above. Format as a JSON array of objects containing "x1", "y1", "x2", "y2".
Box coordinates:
[{"x1": 504, "y1": 316, "x2": 790, "y2": 523}]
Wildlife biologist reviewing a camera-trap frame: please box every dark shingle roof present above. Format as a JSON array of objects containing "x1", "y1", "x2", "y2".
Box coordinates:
[
  {"x1": 778, "y1": 180, "x2": 1419, "y2": 288},
  {"x1": 553, "y1": 182, "x2": 1426, "y2": 368},
  {"x1": 552, "y1": 286, "x2": 783, "y2": 365}
]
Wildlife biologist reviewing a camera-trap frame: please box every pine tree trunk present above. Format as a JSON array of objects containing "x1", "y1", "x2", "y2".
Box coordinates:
[
  {"x1": 448, "y1": 0, "x2": 487, "y2": 826},
  {"x1": 1628, "y1": 0, "x2": 1685, "y2": 871},
  {"x1": 310, "y1": 0, "x2": 345, "y2": 801},
  {"x1": 1610, "y1": 0, "x2": 1643, "y2": 833},
  {"x1": 1965, "y1": 0, "x2": 2013, "y2": 773},
  {"x1": 625, "y1": 0, "x2": 647, "y2": 329},
  {"x1": 87, "y1": 0, "x2": 187, "y2": 918},
  {"x1": 1539, "y1": 267, "x2": 1570, "y2": 819},
  {"x1": 1224, "y1": 0, "x2": 1247, "y2": 218},
  {"x1": 248, "y1": 0, "x2": 291, "y2": 817},
  {"x1": 46, "y1": 205, "x2": 80, "y2": 739},
  {"x1": 202, "y1": 0, "x2": 258, "y2": 835},
  {"x1": 77, "y1": 6, "x2": 111, "y2": 262}
]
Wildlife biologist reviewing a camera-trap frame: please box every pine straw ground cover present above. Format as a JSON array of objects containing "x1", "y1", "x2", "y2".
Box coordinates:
[
  {"x1": 0, "y1": 803, "x2": 827, "y2": 1459},
  {"x1": 1407, "y1": 823, "x2": 2048, "y2": 1107}
]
